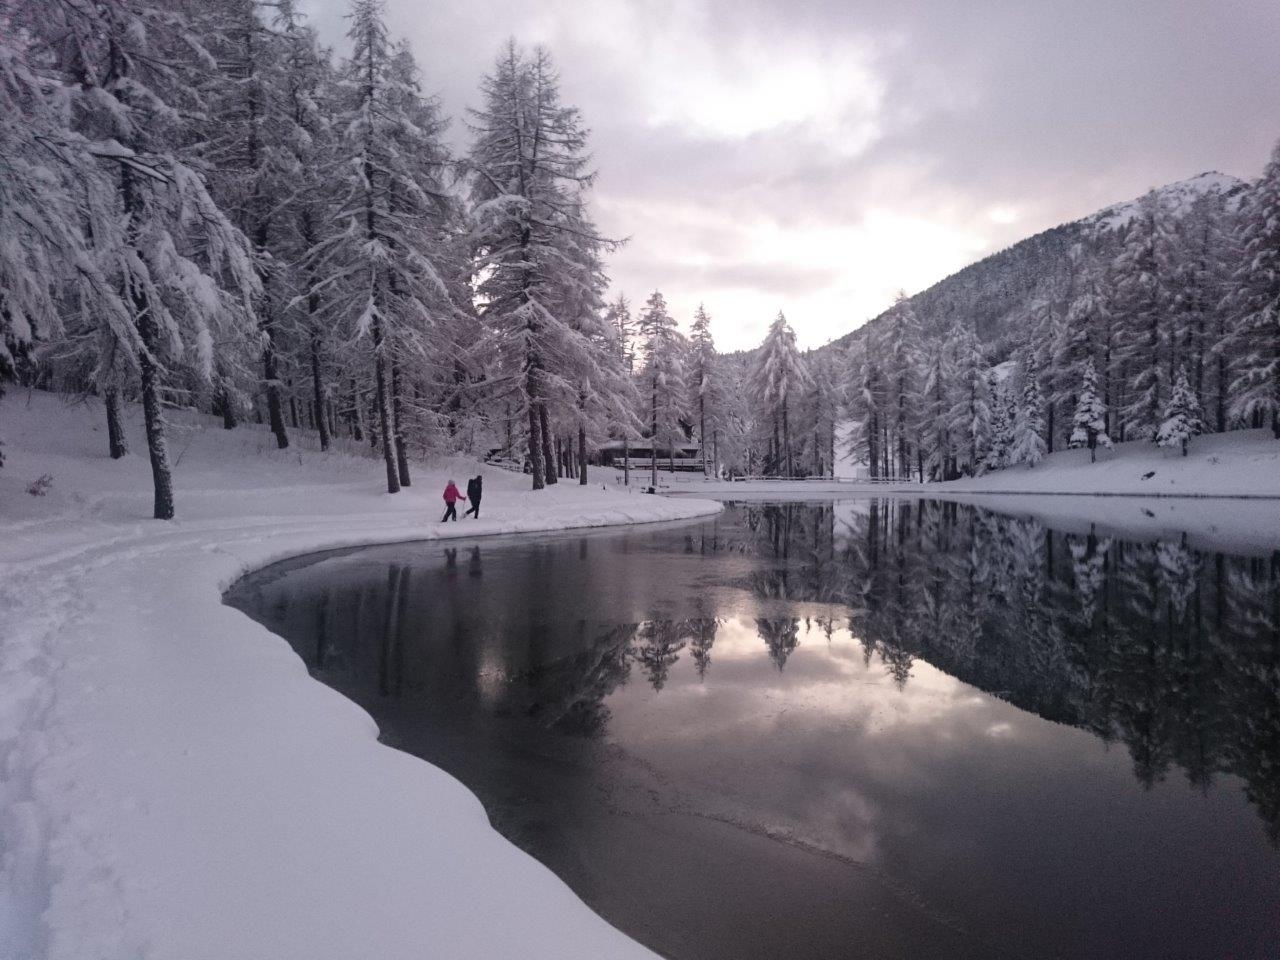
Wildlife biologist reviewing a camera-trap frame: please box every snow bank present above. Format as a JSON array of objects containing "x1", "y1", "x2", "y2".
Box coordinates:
[
  {"x1": 0, "y1": 390, "x2": 719, "y2": 960},
  {"x1": 656, "y1": 427, "x2": 1280, "y2": 500}
]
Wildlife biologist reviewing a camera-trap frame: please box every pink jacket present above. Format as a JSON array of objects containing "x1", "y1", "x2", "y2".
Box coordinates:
[{"x1": 443, "y1": 482, "x2": 464, "y2": 504}]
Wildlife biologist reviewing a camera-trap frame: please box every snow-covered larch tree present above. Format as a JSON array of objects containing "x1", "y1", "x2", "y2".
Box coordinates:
[
  {"x1": 21, "y1": 0, "x2": 260, "y2": 518},
  {"x1": 469, "y1": 41, "x2": 612, "y2": 488},
  {"x1": 750, "y1": 311, "x2": 810, "y2": 476},
  {"x1": 637, "y1": 290, "x2": 687, "y2": 486},
  {"x1": 686, "y1": 304, "x2": 723, "y2": 476},
  {"x1": 1010, "y1": 371, "x2": 1048, "y2": 468},
  {"x1": 1229, "y1": 140, "x2": 1280, "y2": 439},
  {"x1": 946, "y1": 320, "x2": 990, "y2": 476},
  {"x1": 1156, "y1": 365, "x2": 1203, "y2": 456},
  {"x1": 1069, "y1": 357, "x2": 1112, "y2": 462},
  {"x1": 309, "y1": 0, "x2": 452, "y2": 493},
  {"x1": 881, "y1": 293, "x2": 925, "y2": 479}
]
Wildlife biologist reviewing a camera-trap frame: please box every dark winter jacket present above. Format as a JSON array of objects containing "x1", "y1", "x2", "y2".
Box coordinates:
[{"x1": 466, "y1": 477, "x2": 482, "y2": 502}]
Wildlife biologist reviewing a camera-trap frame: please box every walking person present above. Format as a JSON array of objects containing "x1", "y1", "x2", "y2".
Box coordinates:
[
  {"x1": 463, "y1": 474, "x2": 483, "y2": 518},
  {"x1": 441, "y1": 479, "x2": 463, "y2": 522}
]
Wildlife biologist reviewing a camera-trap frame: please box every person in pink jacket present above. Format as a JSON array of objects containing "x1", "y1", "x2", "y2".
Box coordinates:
[{"x1": 441, "y1": 479, "x2": 464, "y2": 522}]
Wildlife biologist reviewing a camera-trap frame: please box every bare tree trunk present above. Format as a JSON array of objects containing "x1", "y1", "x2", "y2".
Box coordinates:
[
  {"x1": 217, "y1": 374, "x2": 237, "y2": 430},
  {"x1": 651, "y1": 383, "x2": 658, "y2": 488},
  {"x1": 138, "y1": 319, "x2": 174, "y2": 519},
  {"x1": 579, "y1": 423, "x2": 588, "y2": 484},
  {"x1": 623, "y1": 434, "x2": 630, "y2": 486},
  {"x1": 310, "y1": 335, "x2": 330, "y2": 451},
  {"x1": 391, "y1": 359, "x2": 410, "y2": 487},
  {"x1": 527, "y1": 402, "x2": 545, "y2": 490},
  {"x1": 371, "y1": 318, "x2": 400, "y2": 494},
  {"x1": 105, "y1": 388, "x2": 127, "y2": 459},
  {"x1": 263, "y1": 321, "x2": 289, "y2": 449},
  {"x1": 539, "y1": 404, "x2": 557, "y2": 485}
]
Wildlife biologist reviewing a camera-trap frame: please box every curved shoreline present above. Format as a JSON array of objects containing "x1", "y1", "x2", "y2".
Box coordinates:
[{"x1": 1, "y1": 467, "x2": 720, "y2": 959}]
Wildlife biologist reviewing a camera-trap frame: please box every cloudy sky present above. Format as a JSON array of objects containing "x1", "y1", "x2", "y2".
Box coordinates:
[{"x1": 303, "y1": 0, "x2": 1280, "y2": 350}]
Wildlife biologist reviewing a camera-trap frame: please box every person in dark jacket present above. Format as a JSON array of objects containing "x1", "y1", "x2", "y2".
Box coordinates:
[
  {"x1": 463, "y1": 474, "x2": 483, "y2": 518},
  {"x1": 442, "y1": 479, "x2": 463, "y2": 522}
]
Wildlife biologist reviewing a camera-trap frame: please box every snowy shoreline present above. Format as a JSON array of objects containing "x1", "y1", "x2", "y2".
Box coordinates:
[{"x1": 0, "y1": 393, "x2": 717, "y2": 960}]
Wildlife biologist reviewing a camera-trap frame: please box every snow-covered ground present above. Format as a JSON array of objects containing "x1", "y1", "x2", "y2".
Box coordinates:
[
  {"x1": 0, "y1": 390, "x2": 721, "y2": 960},
  {"x1": 655, "y1": 426, "x2": 1280, "y2": 500}
]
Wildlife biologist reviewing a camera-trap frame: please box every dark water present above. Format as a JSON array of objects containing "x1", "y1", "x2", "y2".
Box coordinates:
[{"x1": 225, "y1": 501, "x2": 1280, "y2": 960}]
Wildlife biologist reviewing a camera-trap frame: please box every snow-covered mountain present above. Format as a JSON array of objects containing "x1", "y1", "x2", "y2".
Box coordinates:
[
  {"x1": 1087, "y1": 171, "x2": 1246, "y2": 231},
  {"x1": 828, "y1": 170, "x2": 1248, "y2": 359}
]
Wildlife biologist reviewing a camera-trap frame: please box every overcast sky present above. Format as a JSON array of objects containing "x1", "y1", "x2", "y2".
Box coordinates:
[{"x1": 302, "y1": 0, "x2": 1280, "y2": 350}]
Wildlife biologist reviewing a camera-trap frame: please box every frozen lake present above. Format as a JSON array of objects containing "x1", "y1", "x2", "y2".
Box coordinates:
[{"x1": 226, "y1": 500, "x2": 1280, "y2": 960}]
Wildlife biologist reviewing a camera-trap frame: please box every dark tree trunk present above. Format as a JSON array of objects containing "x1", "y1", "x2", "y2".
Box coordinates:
[
  {"x1": 263, "y1": 331, "x2": 289, "y2": 449},
  {"x1": 137, "y1": 320, "x2": 174, "y2": 520},
  {"x1": 527, "y1": 401, "x2": 545, "y2": 490},
  {"x1": 311, "y1": 336, "x2": 330, "y2": 451},
  {"x1": 623, "y1": 434, "x2": 630, "y2": 486},
  {"x1": 218, "y1": 377, "x2": 238, "y2": 430},
  {"x1": 105, "y1": 388, "x2": 128, "y2": 459},
  {"x1": 539, "y1": 404, "x2": 557, "y2": 485},
  {"x1": 391, "y1": 360, "x2": 410, "y2": 486},
  {"x1": 371, "y1": 319, "x2": 400, "y2": 494},
  {"x1": 579, "y1": 423, "x2": 588, "y2": 484}
]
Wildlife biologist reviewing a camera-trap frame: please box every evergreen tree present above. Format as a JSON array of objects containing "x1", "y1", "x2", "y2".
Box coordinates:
[
  {"x1": 637, "y1": 291, "x2": 686, "y2": 487},
  {"x1": 882, "y1": 293, "x2": 925, "y2": 478},
  {"x1": 946, "y1": 320, "x2": 990, "y2": 476},
  {"x1": 23, "y1": 0, "x2": 260, "y2": 518},
  {"x1": 1157, "y1": 366, "x2": 1203, "y2": 456},
  {"x1": 1112, "y1": 193, "x2": 1175, "y2": 440},
  {"x1": 1069, "y1": 358, "x2": 1112, "y2": 462},
  {"x1": 686, "y1": 304, "x2": 722, "y2": 476},
  {"x1": 1229, "y1": 140, "x2": 1280, "y2": 438},
  {"x1": 985, "y1": 378, "x2": 1016, "y2": 472},
  {"x1": 311, "y1": 0, "x2": 453, "y2": 493},
  {"x1": 469, "y1": 41, "x2": 610, "y2": 488},
  {"x1": 1010, "y1": 372, "x2": 1048, "y2": 468},
  {"x1": 750, "y1": 311, "x2": 810, "y2": 476}
]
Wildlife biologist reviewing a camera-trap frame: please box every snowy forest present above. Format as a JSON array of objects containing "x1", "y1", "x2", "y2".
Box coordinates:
[{"x1": 4, "y1": 0, "x2": 1280, "y2": 520}]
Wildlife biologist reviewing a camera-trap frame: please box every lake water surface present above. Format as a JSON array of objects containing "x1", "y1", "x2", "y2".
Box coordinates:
[{"x1": 225, "y1": 500, "x2": 1280, "y2": 960}]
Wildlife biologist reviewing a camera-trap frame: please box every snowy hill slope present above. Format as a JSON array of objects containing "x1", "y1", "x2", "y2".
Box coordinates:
[
  {"x1": 0, "y1": 391, "x2": 719, "y2": 960},
  {"x1": 826, "y1": 170, "x2": 1247, "y2": 357}
]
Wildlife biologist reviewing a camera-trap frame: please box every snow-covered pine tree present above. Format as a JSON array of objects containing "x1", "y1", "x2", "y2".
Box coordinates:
[
  {"x1": 202, "y1": 0, "x2": 309, "y2": 449},
  {"x1": 1010, "y1": 369, "x2": 1048, "y2": 468},
  {"x1": 881, "y1": 293, "x2": 925, "y2": 479},
  {"x1": 0, "y1": 16, "x2": 121, "y2": 466},
  {"x1": 984, "y1": 377, "x2": 1016, "y2": 472},
  {"x1": 921, "y1": 331, "x2": 956, "y2": 480},
  {"x1": 603, "y1": 294, "x2": 637, "y2": 483},
  {"x1": 310, "y1": 0, "x2": 452, "y2": 493},
  {"x1": 606, "y1": 294, "x2": 636, "y2": 374},
  {"x1": 800, "y1": 348, "x2": 838, "y2": 477},
  {"x1": 637, "y1": 291, "x2": 686, "y2": 486},
  {"x1": 23, "y1": 0, "x2": 259, "y2": 518},
  {"x1": 946, "y1": 319, "x2": 990, "y2": 476},
  {"x1": 1156, "y1": 365, "x2": 1203, "y2": 456},
  {"x1": 844, "y1": 337, "x2": 884, "y2": 478},
  {"x1": 274, "y1": 0, "x2": 336, "y2": 451},
  {"x1": 687, "y1": 304, "x2": 723, "y2": 476},
  {"x1": 469, "y1": 42, "x2": 611, "y2": 488},
  {"x1": 1111, "y1": 192, "x2": 1175, "y2": 440},
  {"x1": 750, "y1": 312, "x2": 810, "y2": 476},
  {"x1": 1228, "y1": 140, "x2": 1280, "y2": 439},
  {"x1": 1069, "y1": 357, "x2": 1112, "y2": 462}
]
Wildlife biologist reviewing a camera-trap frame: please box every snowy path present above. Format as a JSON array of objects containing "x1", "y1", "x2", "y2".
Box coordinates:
[{"x1": 0, "y1": 392, "x2": 718, "y2": 960}]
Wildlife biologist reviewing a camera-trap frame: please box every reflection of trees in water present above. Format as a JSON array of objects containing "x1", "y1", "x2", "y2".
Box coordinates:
[
  {"x1": 515, "y1": 501, "x2": 1280, "y2": 837},
  {"x1": 756, "y1": 618, "x2": 800, "y2": 671},
  {"x1": 843, "y1": 501, "x2": 1280, "y2": 842}
]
